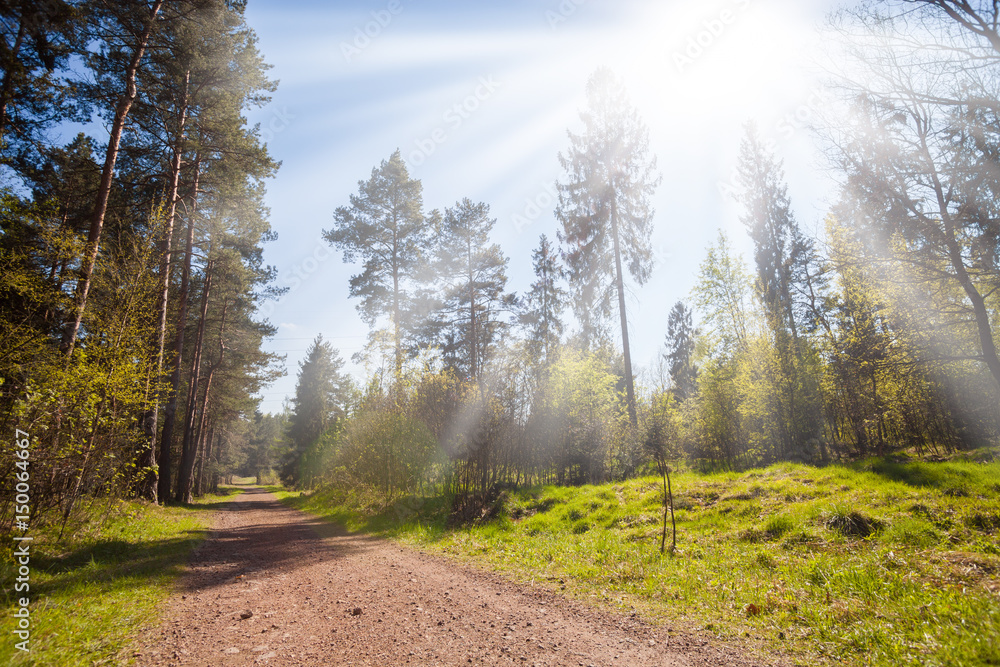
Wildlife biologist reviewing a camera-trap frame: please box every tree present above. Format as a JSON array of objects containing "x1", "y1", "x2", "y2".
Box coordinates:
[
  {"x1": 174, "y1": 175, "x2": 282, "y2": 502},
  {"x1": 693, "y1": 231, "x2": 755, "y2": 359},
  {"x1": 556, "y1": 67, "x2": 661, "y2": 426},
  {"x1": 0, "y1": 0, "x2": 79, "y2": 169},
  {"x1": 644, "y1": 393, "x2": 679, "y2": 554},
  {"x1": 519, "y1": 234, "x2": 566, "y2": 369},
  {"x1": 140, "y1": 0, "x2": 277, "y2": 503},
  {"x1": 691, "y1": 233, "x2": 758, "y2": 466},
  {"x1": 735, "y1": 123, "x2": 813, "y2": 342},
  {"x1": 242, "y1": 411, "x2": 287, "y2": 483},
  {"x1": 664, "y1": 301, "x2": 697, "y2": 401},
  {"x1": 735, "y1": 124, "x2": 823, "y2": 455},
  {"x1": 830, "y1": 1, "x2": 1000, "y2": 397},
  {"x1": 419, "y1": 198, "x2": 514, "y2": 381},
  {"x1": 0, "y1": 0, "x2": 282, "y2": 526},
  {"x1": 325, "y1": 150, "x2": 430, "y2": 378},
  {"x1": 61, "y1": 0, "x2": 166, "y2": 355},
  {"x1": 282, "y1": 335, "x2": 349, "y2": 487}
]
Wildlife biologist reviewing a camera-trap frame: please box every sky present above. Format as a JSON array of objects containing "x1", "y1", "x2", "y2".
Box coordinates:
[{"x1": 242, "y1": 0, "x2": 847, "y2": 414}]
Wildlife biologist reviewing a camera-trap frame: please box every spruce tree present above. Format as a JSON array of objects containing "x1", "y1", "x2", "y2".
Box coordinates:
[
  {"x1": 519, "y1": 234, "x2": 566, "y2": 368},
  {"x1": 664, "y1": 301, "x2": 697, "y2": 401},
  {"x1": 282, "y1": 335, "x2": 348, "y2": 486}
]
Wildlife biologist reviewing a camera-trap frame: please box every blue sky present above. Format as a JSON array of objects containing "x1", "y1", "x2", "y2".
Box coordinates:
[{"x1": 243, "y1": 0, "x2": 846, "y2": 413}]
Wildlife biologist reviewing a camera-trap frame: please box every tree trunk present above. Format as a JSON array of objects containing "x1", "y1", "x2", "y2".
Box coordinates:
[
  {"x1": 467, "y1": 237, "x2": 478, "y2": 381},
  {"x1": 392, "y1": 223, "x2": 402, "y2": 379},
  {"x1": 929, "y1": 165, "x2": 1000, "y2": 392},
  {"x1": 196, "y1": 423, "x2": 215, "y2": 496},
  {"x1": 176, "y1": 258, "x2": 213, "y2": 502},
  {"x1": 179, "y1": 298, "x2": 227, "y2": 503},
  {"x1": 157, "y1": 158, "x2": 201, "y2": 503},
  {"x1": 609, "y1": 196, "x2": 638, "y2": 426},
  {"x1": 62, "y1": 0, "x2": 164, "y2": 355},
  {"x1": 138, "y1": 70, "x2": 191, "y2": 502}
]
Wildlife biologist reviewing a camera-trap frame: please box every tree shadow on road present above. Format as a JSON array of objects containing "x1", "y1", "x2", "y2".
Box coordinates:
[{"x1": 169, "y1": 486, "x2": 383, "y2": 594}]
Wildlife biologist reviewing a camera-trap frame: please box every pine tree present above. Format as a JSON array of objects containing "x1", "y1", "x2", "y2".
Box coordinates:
[
  {"x1": 419, "y1": 198, "x2": 513, "y2": 380},
  {"x1": 136, "y1": 0, "x2": 277, "y2": 502},
  {"x1": 325, "y1": 150, "x2": 429, "y2": 378},
  {"x1": 0, "y1": 0, "x2": 78, "y2": 168},
  {"x1": 735, "y1": 123, "x2": 810, "y2": 342},
  {"x1": 61, "y1": 0, "x2": 166, "y2": 355},
  {"x1": 556, "y1": 67, "x2": 660, "y2": 426}
]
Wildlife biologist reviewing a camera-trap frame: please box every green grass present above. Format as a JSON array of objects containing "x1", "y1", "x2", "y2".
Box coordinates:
[
  {"x1": 0, "y1": 488, "x2": 238, "y2": 666},
  {"x1": 280, "y1": 460, "x2": 1000, "y2": 667}
]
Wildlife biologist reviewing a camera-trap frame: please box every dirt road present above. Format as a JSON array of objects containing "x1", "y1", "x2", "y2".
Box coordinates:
[{"x1": 135, "y1": 487, "x2": 772, "y2": 666}]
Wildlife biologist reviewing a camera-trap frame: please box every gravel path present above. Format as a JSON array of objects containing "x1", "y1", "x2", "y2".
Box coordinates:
[{"x1": 135, "y1": 487, "x2": 774, "y2": 666}]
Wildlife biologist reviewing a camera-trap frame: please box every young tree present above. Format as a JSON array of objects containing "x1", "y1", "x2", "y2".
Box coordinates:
[
  {"x1": 282, "y1": 335, "x2": 349, "y2": 487},
  {"x1": 664, "y1": 301, "x2": 697, "y2": 401},
  {"x1": 325, "y1": 150, "x2": 430, "y2": 378},
  {"x1": 644, "y1": 393, "x2": 679, "y2": 554},
  {"x1": 519, "y1": 234, "x2": 566, "y2": 369},
  {"x1": 556, "y1": 67, "x2": 661, "y2": 426},
  {"x1": 693, "y1": 231, "x2": 755, "y2": 358},
  {"x1": 691, "y1": 232, "x2": 757, "y2": 466}
]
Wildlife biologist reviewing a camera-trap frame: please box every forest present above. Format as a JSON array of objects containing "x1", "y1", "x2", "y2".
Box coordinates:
[{"x1": 1, "y1": 0, "x2": 998, "y2": 534}]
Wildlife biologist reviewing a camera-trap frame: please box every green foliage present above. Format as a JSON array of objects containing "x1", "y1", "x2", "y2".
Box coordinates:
[
  {"x1": 282, "y1": 335, "x2": 350, "y2": 487},
  {"x1": 335, "y1": 399, "x2": 439, "y2": 499},
  {"x1": 664, "y1": 301, "x2": 697, "y2": 400},
  {"x1": 1, "y1": 0, "x2": 282, "y2": 516},
  {"x1": 0, "y1": 216, "x2": 165, "y2": 522},
  {"x1": 416, "y1": 198, "x2": 513, "y2": 379},
  {"x1": 519, "y1": 234, "x2": 566, "y2": 370},
  {"x1": 534, "y1": 348, "x2": 622, "y2": 484},
  {"x1": 324, "y1": 149, "x2": 430, "y2": 375}
]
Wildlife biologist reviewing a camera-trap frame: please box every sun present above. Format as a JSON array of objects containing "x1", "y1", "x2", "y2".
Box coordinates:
[{"x1": 606, "y1": 2, "x2": 818, "y2": 124}]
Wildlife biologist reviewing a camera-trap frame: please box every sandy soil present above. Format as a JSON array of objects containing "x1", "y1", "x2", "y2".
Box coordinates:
[{"x1": 134, "y1": 487, "x2": 775, "y2": 666}]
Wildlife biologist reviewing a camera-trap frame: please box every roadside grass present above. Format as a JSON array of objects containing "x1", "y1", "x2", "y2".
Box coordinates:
[
  {"x1": 280, "y1": 460, "x2": 1000, "y2": 667},
  {"x1": 0, "y1": 488, "x2": 238, "y2": 666}
]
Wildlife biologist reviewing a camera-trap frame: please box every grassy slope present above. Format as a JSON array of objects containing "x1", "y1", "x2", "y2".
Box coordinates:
[
  {"x1": 0, "y1": 489, "x2": 237, "y2": 666},
  {"x1": 277, "y1": 460, "x2": 1000, "y2": 667}
]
